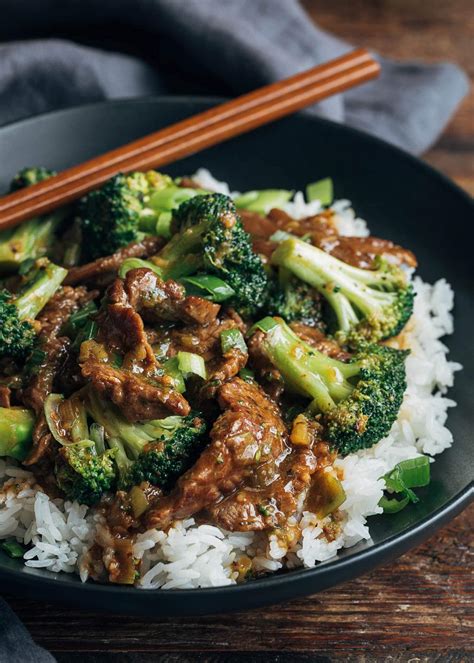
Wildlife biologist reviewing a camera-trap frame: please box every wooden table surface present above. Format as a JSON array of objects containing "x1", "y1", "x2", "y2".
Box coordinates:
[{"x1": 4, "y1": 1, "x2": 474, "y2": 660}]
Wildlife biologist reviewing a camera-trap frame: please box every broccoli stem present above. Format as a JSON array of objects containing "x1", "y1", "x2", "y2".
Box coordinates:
[
  {"x1": 0, "y1": 407, "x2": 34, "y2": 460},
  {"x1": 257, "y1": 317, "x2": 357, "y2": 412},
  {"x1": 14, "y1": 262, "x2": 67, "y2": 320},
  {"x1": 154, "y1": 222, "x2": 207, "y2": 279},
  {"x1": 272, "y1": 238, "x2": 404, "y2": 334}
]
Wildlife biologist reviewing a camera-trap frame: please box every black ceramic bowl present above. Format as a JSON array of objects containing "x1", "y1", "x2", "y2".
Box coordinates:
[{"x1": 0, "y1": 98, "x2": 472, "y2": 616}]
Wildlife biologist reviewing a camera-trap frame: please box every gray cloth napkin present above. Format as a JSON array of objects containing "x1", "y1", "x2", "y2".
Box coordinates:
[
  {"x1": 0, "y1": 1, "x2": 469, "y2": 660},
  {"x1": 0, "y1": 0, "x2": 469, "y2": 154},
  {"x1": 0, "y1": 598, "x2": 55, "y2": 662}
]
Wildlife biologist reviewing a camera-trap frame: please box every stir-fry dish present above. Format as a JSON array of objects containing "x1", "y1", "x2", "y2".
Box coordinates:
[{"x1": 0, "y1": 168, "x2": 459, "y2": 588}]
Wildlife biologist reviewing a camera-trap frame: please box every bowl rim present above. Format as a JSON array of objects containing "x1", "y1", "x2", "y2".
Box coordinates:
[{"x1": 0, "y1": 96, "x2": 472, "y2": 612}]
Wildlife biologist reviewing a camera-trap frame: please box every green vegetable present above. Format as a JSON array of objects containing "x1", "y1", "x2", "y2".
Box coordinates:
[
  {"x1": 55, "y1": 440, "x2": 117, "y2": 506},
  {"x1": 181, "y1": 274, "x2": 235, "y2": 303},
  {"x1": 380, "y1": 456, "x2": 431, "y2": 513},
  {"x1": 0, "y1": 407, "x2": 35, "y2": 460},
  {"x1": 265, "y1": 265, "x2": 323, "y2": 326},
  {"x1": 86, "y1": 392, "x2": 207, "y2": 490},
  {"x1": 234, "y1": 189, "x2": 293, "y2": 214},
  {"x1": 239, "y1": 367, "x2": 255, "y2": 382},
  {"x1": 252, "y1": 316, "x2": 408, "y2": 454},
  {"x1": 1, "y1": 538, "x2": 26, "y2": 558},
  {"x1": 154, "y1": 193, "x2": 268, "y2": 317},
  {"x1": 272, "y1": 237, "x2": 414, "y2": 344},
  {"x1": 0, "y1": 260, "x2": 67, "y2": 359},
  {"x1": 0, "y1": 167, "x2": 65, "y2": 273},
  {"x1": 176, "y1": 351, "x2": 207, "y2": 380},
  {"x1": 79, "y1": 171, "x2": 172, "y2": 260},
  {"x1": 306, "y1": 177, "x2": 333, "y2": 205},
  {"x1": 220, "y1": 328, "x2": 248, "y2": 355},
  {"x1": 118, "y1": 258, "x2": 162, "y2": 280}
]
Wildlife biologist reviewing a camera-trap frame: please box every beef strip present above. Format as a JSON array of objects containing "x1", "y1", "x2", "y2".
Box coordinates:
[
  {"x1": 81, "y1": 360, "x2": 191, "y2": 421},
  {"x1": 82, "y1": 274, "x2": 193, "y2": 421},
  {"x1": 209, "y1": 441, "x2": 333, "y2": 531},
  {"x1": 171, "y1": 314, "x2": 243, "y2": 361},
  {"x1": 64, "y1": 236, "x2": 164, "y2": 287},
  {"x1": 241, "y1": 207, "x2": 417, "y2": 269},
  {"x1": 288, "y1": 323, "x2": 351, "y2": 361},
  {"x1": 123, "y1": 268, "x2": 220, "y2": 326},
  {"x1": 22, "y1": 286, "x2": 97, "y2": 465},
  {"x1": 146, "y1": 378, "x2": 288, "y2": 529}
]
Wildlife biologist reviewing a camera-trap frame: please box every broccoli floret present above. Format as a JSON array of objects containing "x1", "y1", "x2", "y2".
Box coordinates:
[
  {"x1": 79, "y1": 171, "x2": 173, "y2": 260},
  {"x1": 265, "y1": 266, "x2": 323, "y2": 326},
  {"x1": 0, "y1": 407, "x2": 35, "y2": 460},
  {"x1": 0, "y1": 167, "x2": 65, "y2": 272},
  {"x1": 155, "y1": 193, "x2": 268, "y2": 316},
  {"x1": 9, "y1": 167, "x2": 56, "y2": 192},
  {"x1": 86, "y1": 392, "x2": 207, "y2": 490},
  {"x1": 271, "y1": 237, "x2": 414, "y2": 343},
  {"x1": 253, "y1": 317, "x2": 408, "y2": 454},
  {"x1": 0, "y1": 260, "x2": 67, "y2": 359},
  {"x1": 55, "y1": 440, "x2": 116, "y2": 506}
]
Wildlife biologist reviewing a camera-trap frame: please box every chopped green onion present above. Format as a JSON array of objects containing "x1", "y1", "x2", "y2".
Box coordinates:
[
  {"x1": 220, "y1": 328, "x2": 248, "y2": 355},
  {"x1": 155, "y1": 211, "x2": 173, "y2": 238},
  {"x1": 65, "y1": 301, "x2": 98, "y2": 335},
  {"x1": 181, "y1": 274, "x2": 235, "y2": 303},
  {"x1": 269, "y1": 230, "x2": 298, "y2": 243},
  {"x1": 177, "y1": 351, "x2": 207, "y2": 380},
  {"x1": 163, "y1": 357, "x2": 186, "y2": 393},
  {"x1": 306, "y1": 178, "x2": 333, "y2": 206},
  {"x1": 248, "y1": 316, "x2": 279, "y2": 335},
  {"x1": 234, "y1": 189, "x2": 293, "y2": 214},
  {"x1": 379, "y1": 456, "x2": 431, "y2": 513},
  {"x1": 1, "y1": 538, "x2": 25, "y2": 559},
  {"x1": 239, "y1": 367, "x2": 255, "y2": 382},
  {"x1": 118, "y1": 258, "x2": 162, "y2": 279},
  {"x1": 148, "y1": 186, "x2": 204, "y2": 212}
]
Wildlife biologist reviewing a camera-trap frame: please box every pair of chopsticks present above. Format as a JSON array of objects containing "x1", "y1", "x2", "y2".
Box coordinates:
[{"x1": 0, "y1": 49, "x2": 379, "y2": 231}]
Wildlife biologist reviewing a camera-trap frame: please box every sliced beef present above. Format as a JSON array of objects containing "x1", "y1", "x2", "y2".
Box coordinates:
[
  {"x1": 123, "y1": 268, "x2": 220, "y2": 326},
  {"x1": 64, "y1": 236, "x2": 164, "y2": 287},
  {"x1": 289, "y1": 323, "x2": 351, "y2": 361},
  {"x1": 146, "y1": 378, "x2": 288, "y2": 529},
  {"x1": 21, "y1": 286, "x2": 97, "y2": 465},
  {"x1": 209, "y1": 442, "x2": 332, "y2": 531},
  {"x1": 242, "y1": 207, "x2": 417, "y2": 269},
  {"x1": 81, "y1": 360, "x2": 190, "y2": 421},
  {"x1": 171, "y1": 314, "x2": 243, "y2": 362}
]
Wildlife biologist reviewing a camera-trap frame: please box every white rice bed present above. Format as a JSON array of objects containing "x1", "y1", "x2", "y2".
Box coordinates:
[{"x1": 0, "y1": 170, "x2": 461, "y2": 589}]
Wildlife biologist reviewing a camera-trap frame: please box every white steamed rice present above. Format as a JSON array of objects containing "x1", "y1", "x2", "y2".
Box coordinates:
[{"x1": 0, "y1": 169, "x2": 462, "y2": 589}]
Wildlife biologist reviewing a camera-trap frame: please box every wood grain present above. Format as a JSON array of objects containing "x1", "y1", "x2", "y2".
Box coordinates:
[{"x1": 3, "y1": 1, "x2": 473, "y2": 659}]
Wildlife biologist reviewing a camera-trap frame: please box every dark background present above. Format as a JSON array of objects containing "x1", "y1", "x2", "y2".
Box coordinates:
[{"x1": 4, "y1": 0, "x2": 474, "y2": 660}]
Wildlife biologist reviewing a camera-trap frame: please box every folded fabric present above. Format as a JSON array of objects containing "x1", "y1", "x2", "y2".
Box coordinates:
[
  {"x1": 0, "y1": 0, "x2": 469, "y2": 154},
  {"x1": 0, "y1": 597, "x2": 55, "y2": 662}
]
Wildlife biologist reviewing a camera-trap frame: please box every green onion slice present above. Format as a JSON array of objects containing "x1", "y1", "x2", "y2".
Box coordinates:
[
  {"x1": 306, "y1": 178, "x2": 333, "y2": 206},
  {"x1": 118, "y1": 258, "x2": 163, "y2": 280},
  {"x1": 234, "y1": 189, "x2": 293, "y2": 214},
  {"x1": 1, "y1": 538, "x2": 26, "y2": 559},
  {"x1": 239, "y1": 367, "x2": 255, "y2": 382},
  {"x1": 181, "y1": 274, "x2": 235, "y2": 303},
  {"x1": 379, "y1": 456, "x2": 431, "y2": 513},
  {"x1": 220, "y1": 328, "x2": 248, "y2": 355},
  {"x1": 177, "y1": 351, "x2": 207, "y2": 380}
]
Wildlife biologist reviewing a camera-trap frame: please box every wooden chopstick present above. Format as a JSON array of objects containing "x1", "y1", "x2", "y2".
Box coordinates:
[{"x1": 0, "y1": 49, "x2": 379, "y2": 230}]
